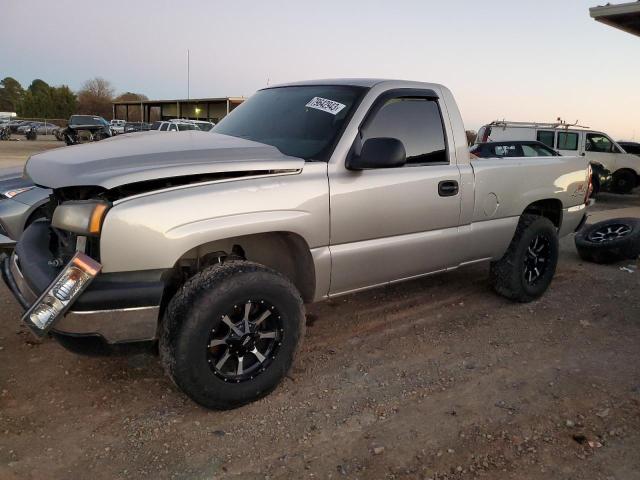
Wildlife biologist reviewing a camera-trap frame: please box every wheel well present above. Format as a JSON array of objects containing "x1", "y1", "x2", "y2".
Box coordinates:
[
  {"x1": 172, "y1": 232, "x2": 316, "y2": 303},
  {"x1": 24, "y1": 205, "x2": 48, "y2": 228},
  {"x1": 613, "y1": 168, "x2": 639, "y2": 183},
  {"x1": 523, "y1": 199, "x2": 562, "y2": 228}
]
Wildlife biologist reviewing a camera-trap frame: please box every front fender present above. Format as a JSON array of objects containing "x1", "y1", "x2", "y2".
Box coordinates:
[{"x1": 99, "y1": 164, "x2": 329, "y2": 273}]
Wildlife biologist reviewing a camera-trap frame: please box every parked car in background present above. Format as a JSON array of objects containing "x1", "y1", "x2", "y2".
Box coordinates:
[
  {"x1": 618, "y1": 141, "x2": 640, "y2": 156},
  {"x1": 63, "y1": 115, "x2": 113, "y2": 145},
  {"x1": 123, "y1": 122, "x2": 152, "y2": 133},
  {"x1": 16, "y1": 122, "x2": 37, "y2": 134},
  {"x1": 151, "y1": 120, "x2": 200, "y2": 132},
  {"x1": 187, "y1": 120, "x2": 215, "y2": 131},
  {"x1": 7, "y1": 120, "x2": 29, "y2": 133},
  {"x1": 2, "y1": 79, "x2": 592, "y2": 410},
  {"x1": 477, "y1": 121, "x2": 640, "y2": 194},
  {"x1": 0, "y1": 168, "x2": 50, "y2": 250},
  {"x1": 36, "y1": 123, "x2": 61, "y2": 136},
  {"x1": 470, "y1": 141, "x2": 559, "y2": 159},
  {"x1": 17, "y1": 121, "x2": 60, "y2": 136},
  {"x1": 110, "y1": 119, "x2": 126, "y2": 135}
]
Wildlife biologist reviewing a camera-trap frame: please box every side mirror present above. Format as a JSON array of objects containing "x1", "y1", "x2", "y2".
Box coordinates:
[{"x1": 346, "y1": 137, "x2": 406, "y2": 170}]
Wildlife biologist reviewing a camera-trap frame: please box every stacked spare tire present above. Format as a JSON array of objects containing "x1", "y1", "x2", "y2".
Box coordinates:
[{"x1": 575, "y1": 218, "x2": 640, "y2": 264}]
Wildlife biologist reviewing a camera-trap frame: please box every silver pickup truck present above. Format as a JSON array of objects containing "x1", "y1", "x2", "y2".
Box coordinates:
[{"x1": 2, "y1": 79, "x2": 591, "y2": 409}]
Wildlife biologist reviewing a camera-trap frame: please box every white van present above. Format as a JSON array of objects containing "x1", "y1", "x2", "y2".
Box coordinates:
[{"x1": 476, "y1": 121, "x2": 640, "y2": 193}]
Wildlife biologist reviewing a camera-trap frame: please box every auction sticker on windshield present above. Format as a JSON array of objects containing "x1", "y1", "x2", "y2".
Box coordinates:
[{"x1": 305, "y1": 97, "x2": 346, "y2": 115}]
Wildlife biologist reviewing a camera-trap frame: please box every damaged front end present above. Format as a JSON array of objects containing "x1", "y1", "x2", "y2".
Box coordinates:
[{"x1": 1, "y1": 185, "x2": 165, "y2": 345}]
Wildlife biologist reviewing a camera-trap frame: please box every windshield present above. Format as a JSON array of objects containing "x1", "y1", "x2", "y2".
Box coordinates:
[
  {"x1": 197, "y1": 123, "x2": 214, "y2": 131},
  {"x1": 213, "y1": 85, "x2": 366, "y2": 160},
  {"x1": 71, "y1": 116, "x2": 107, "y2": 126}
]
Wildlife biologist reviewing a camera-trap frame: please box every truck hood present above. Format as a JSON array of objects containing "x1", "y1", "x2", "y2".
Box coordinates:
[{"x1": 25, "y1": 131, "x2": 304, "y2": 190}]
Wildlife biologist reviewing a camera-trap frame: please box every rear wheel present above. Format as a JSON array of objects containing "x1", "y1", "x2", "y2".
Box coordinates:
[
  {"x1": 611, "y1": 170, "x2": 636, "y2": 194},
  {"x1": 490, "y1": 214, "x2": 559, "y2": 302},
  {"x1": 160, "y1": 261, "x2": 305, "y2": 410}
]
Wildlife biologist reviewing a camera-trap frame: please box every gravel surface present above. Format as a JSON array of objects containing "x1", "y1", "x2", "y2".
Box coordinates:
[
  {"x1": 0, "y1": 142, "x2": 639, "y2": 479},
  {"x1": 0, "y1": 137, "x2": 63, "y2": 168}
]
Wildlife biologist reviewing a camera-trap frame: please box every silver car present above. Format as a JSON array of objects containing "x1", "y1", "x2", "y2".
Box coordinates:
[{"x1": 0, "y1": 168, "x2": 50, "y2": 249}]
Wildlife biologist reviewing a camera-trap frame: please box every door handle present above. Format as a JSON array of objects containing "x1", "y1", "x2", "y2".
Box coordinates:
[{"x1": 438, "y1": 180, "x2": 459, "y2": 197}]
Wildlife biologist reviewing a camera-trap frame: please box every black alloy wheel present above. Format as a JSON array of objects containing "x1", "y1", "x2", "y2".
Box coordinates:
[
  {"x1": 523, "y1": 234, "x2": 551, "y2": 286},
  {"x1": 160, "y1": 260, "x2": 305, "y2": 410},
  {"x1": 575, "y1": 217, "x2": 640, "y2": 264},
  {"x1": 207, "y1": 300, "x2": 283, "y2": 382},
  {"x1": 588, "y1": 223, "x2": 632, "y2": 243},
  {"x1": 490, "y1": 214, "x2": 559, "y2": 302}
]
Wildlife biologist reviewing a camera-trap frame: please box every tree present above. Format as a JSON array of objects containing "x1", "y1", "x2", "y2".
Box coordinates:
[
  {"x1": 28, "y1": 79, "x2": 50, "y2": 96},
  {"x1": 113, "y1": 92, "x2": 148, "y2": 121},
  {"x1": 50, "y1": 85, "x2": 78, "y2": 119},
  {"x1": 21, "y1": 79, "x2": 53, "y2": 117},
  {"x1": 19, "y1": 80, "x2": 77, "y2": 119},
  {"x1": 0, "y1": 77, "x2": 24, "y2": 112},
  {"x1": 114, "y1": 92, "x2": 148, "y2": 102},
  {"x1": 77, "y1": 77, "x2": 115, "y2": 119}
]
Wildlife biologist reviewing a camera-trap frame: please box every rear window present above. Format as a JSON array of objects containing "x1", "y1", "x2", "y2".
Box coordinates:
[
  {"x1": 493, "y1": 144, "x2": 519, "y2": 157},
  {"x1": 536, "y1": 131, "x2": 555, "y2": 148},
  {"x1": 71, "y1": 115, "x2": 106, "y2": 126},
  {"x1": 557, "y1": 132, "x2": 578, "y2": 150}
]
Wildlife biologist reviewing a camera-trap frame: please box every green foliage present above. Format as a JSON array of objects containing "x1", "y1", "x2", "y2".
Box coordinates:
[
  {"x1": 1, "y1": 75, "x2": 143, "y2": 120},
  {"x1": 0, "y1": 77, "x2": 25, "y2": 111},
  {"x1": 28, "y1": 78, "x2": 50, "y2": 95},
  {"x1": 19, "y1": 81, "x2": 77, "y2": 119},
  {"x1": 114, "y1": 92, "x2": 149, "y2": 102}
]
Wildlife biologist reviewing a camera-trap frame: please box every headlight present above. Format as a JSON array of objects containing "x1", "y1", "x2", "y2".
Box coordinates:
[
  {"x1": 51, "y1": 200, "x2": 110, "y2": 236},
  {"x1": 24, "y1": 252, "x2": 101, "y2": 335},
  {"x1": 2, "y1": 186, "x2": 35, "y2": 198}
]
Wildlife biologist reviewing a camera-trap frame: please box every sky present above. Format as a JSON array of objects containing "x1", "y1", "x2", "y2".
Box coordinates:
[{"x1": 1, "y1": 0, "x2": 639, "y2": 139}]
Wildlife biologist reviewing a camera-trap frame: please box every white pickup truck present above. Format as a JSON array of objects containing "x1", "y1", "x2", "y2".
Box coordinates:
[
  {"x1": 3, "y1": 79, "x2": 591, "y2": 409},
  {"x1": 477, "y1": 120, "x2": 639, "y2": 194}
]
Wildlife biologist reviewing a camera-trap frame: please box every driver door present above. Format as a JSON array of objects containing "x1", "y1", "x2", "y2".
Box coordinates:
[
  {"x1": 328, "y1": 93, "x2": 462, "y2": 295},
  {"x1": 585, "y1": 132, "x2": 620, "y2": 171}
]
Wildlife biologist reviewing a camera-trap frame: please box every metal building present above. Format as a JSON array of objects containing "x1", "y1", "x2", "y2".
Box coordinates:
[{"x1": 112, "y1": 97, "x2": 245, "y2": 123}]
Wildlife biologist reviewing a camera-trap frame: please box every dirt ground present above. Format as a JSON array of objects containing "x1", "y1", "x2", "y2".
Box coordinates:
[
  {"x1": 0, "y1": 137, "x2": 63, "y2": 169},
  {"x1": 0, "y1": 141, "x2": 639, "y2": 479}
]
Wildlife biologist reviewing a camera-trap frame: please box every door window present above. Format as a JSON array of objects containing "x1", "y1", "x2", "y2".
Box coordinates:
[
  {"x1": 536, "y1": 131, "x2": 555, "y2": 148},
  {"x1": 557, "y1": 132, "x2": 579, "y2": 150},
  {"x1": 168, "y1": 124, "x2": 177, "y2": 132},
  {"x1": 362, "y1": 98, "x2": 447, "y2": 165},
  {"x1": 586, "y1": 133, "x2": 617, "y2": 153},
  {"x1": 521, "y1": 144, "x2": 556, "y2": 156}
]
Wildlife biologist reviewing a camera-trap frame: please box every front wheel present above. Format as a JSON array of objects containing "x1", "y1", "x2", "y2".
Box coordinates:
[
  {"x1": 160, "y1": 261, "x2": 305, "y2": 410},
  {"x1": 490, "y1": 214, "x2": 559, "y2": 302},
  {"x1": 611, "y1": 170, "x2": 636, "y2": 194}
]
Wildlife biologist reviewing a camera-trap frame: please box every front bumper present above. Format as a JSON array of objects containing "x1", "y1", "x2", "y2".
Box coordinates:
[{"x1": 1, "y1": 222, "x2": 164, "y2": 344}]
